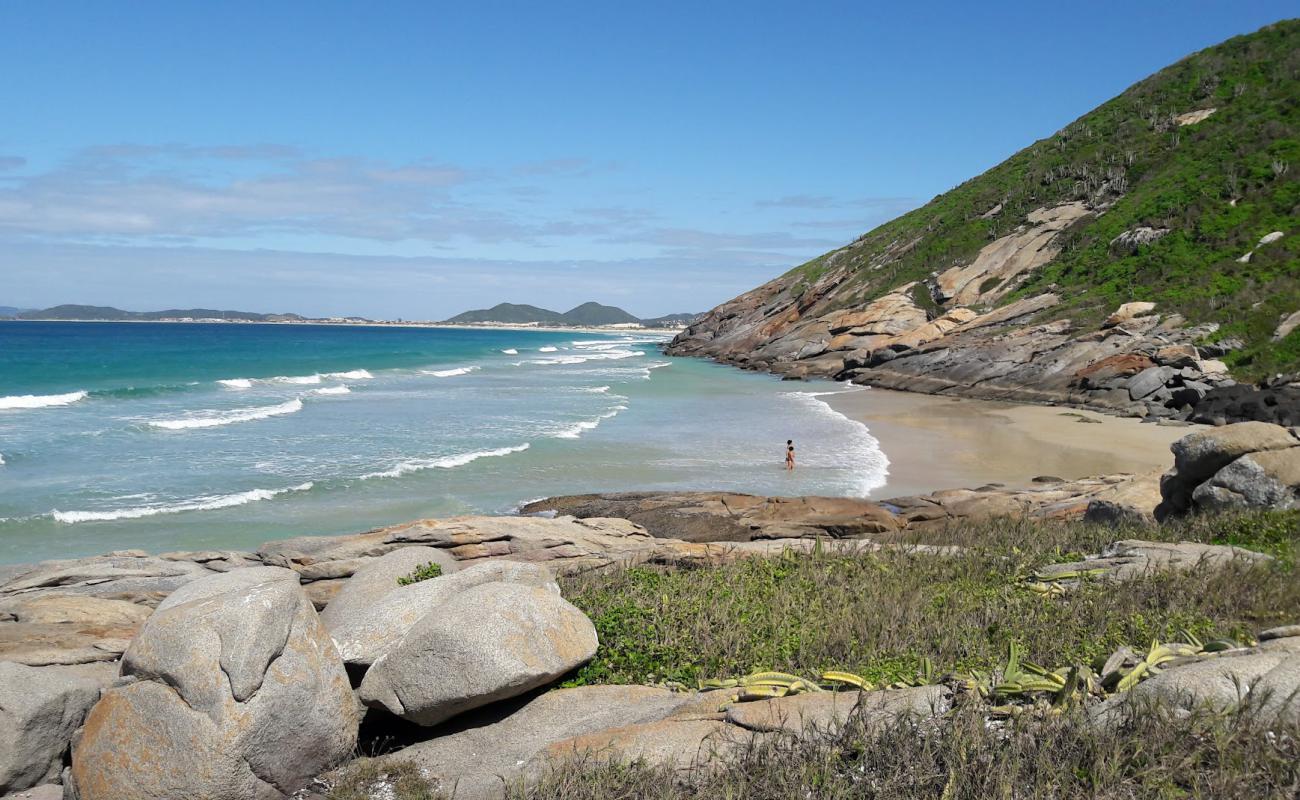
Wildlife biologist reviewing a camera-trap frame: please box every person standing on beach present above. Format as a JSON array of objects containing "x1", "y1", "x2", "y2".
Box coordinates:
[{"x1": 785, "y1": 439, "x2": 795, "y2": 470}]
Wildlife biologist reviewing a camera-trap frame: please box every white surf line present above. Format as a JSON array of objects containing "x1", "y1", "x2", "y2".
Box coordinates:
[
  {"x1": 0, "y1": 390, "x2": 89, "y2": 410},
  {"x1": 422, "y1": 366, "x2": 480, "y2": 378},
  {"x1": 359, "y1": 443, "x2": 531, "y2": 480},
  {"x1": 781, "y1": 385, "x2": 890, "y2": 496},
  {"x1": 146, "y1": 398, "x2": 304, "y2": 430},
  {"x1": 51, "y1": 482, "x2": 315, "y2": 524}
]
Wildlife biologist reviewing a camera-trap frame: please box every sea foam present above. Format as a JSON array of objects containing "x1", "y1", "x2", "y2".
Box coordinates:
[
  {"x1": 0, "y1": 391, "x2": 88, "y2": 410},
  {"x1": 147, "y1": 398, "x2": 304, "y2": 430},
  {"x1": 501, "y1": 348, "x2": 519, "y2": 355},
  {"x1": 217, "y1": 378, "x2": 253, "y2": 389},
  {"x1": 313, "y1": 385, "x2": 351, "y2": 395},
  {"x1": 422, "y1": 366, "x2": 479, "y2": 378},
  {"x1": 360, "y1": 443, "x2": 530, "y2": 480}
]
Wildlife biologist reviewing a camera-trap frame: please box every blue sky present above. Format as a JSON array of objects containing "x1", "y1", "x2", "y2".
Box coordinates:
[{"x1": 1, "y1": 2, "x2": 1294, "y2": 319}]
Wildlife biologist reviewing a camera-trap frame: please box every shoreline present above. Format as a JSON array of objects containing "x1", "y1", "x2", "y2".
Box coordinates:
[
  {"x1": 824, "y1": 387, "x2": 1191, "y2": 499},
  {"x1": 0, "y1": 318, "x2": 685, "y2": 336}
]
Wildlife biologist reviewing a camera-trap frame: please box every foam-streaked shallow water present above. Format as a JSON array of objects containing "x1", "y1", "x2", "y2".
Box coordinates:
[{"x1": 0, "y1": 321, "x2": 888, "y2": 564}]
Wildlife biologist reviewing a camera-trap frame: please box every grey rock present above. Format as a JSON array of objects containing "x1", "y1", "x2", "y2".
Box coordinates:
[
  {"x1": 1083, "y1": 500, "x2": 1152, "y2": 526},
  {"x1": 329, "y1": 560, "x2": 557, "y2": 667},
  {"x1": 1249, "y1": 654, "x2": 1300, "y2": 727},
  {"x1": 0, "y1": 663, "x2": 113, "y2": 794},
  {"x1": 319, "y1": 546, "x2": 457, "y2": 632},
  {"x1": 725, "y1": 685, "x2": 948, "y2": 735},
  {"x1": 1191, "y1": 447, "x2": 1300, "y2": 512},
  {"x1": 69, "y1": 569, "x2": 359, "y2": 800},
  {"x1": 0, "y1": 555, "x2": 215, "y2": 603},
  {"x1": 1260, "y1": 625, "x2": 1300, "y2": 641},
  {"x1": 383, "y1": 685, "x2": 695, "y2": 800},
  {"x1": 359, "y1": 582, "x2": 597, "y2": 726},
  {"x1": 1127, "y1": 366, "x2": 1174, "y2": 400},
  {"x1": 2, "y1": 784, "x2": 63, "y2": 800},
  {"x1": 1097, "y1": 651, "x2": 1288, "y2": 725},
  {"x1": 1158, "y1": 422, "x2": 1300, "y2": 517}
]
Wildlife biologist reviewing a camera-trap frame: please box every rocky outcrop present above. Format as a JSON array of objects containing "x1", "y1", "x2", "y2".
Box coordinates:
[
  {"x1": 68, "y1": 568, "x2": 359, "y2": 800},
  {"x1": 1156, "y1": 422, "x2": 1300, "y2": 518},
  {"x1": 522, "y1": 492, "x2": 900, "y2": 541},
  {"x1": 358, "y1": 581, "x2": 597, "y2": 727}
]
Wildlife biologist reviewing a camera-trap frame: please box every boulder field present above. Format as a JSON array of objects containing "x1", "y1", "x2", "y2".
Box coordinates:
[{"x1": 1, "y1": 423, "x2": 1299, "y2": 797}]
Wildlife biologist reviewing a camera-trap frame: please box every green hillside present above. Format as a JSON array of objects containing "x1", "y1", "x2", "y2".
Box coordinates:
[
  {"x1": 560, "y1": 302, "x2": 641, "y2": 326},
  {"x1": 787, "y1": 20, "x2": 1298, "y2": 378},
  {"x1": 445, "y1": 303, "x2": 569, "y2": 324}
]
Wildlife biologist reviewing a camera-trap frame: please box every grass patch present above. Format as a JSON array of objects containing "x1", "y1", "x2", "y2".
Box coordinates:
[
  {"x1": 518, "y1": 704, "x2": 1300, "y2": 800},
  {"x1": 325, "y1": 758, "x2": 440, "y2": 800},
  {"x1": 560, "y1": 513, "x2": 1300, "y2": 688}
]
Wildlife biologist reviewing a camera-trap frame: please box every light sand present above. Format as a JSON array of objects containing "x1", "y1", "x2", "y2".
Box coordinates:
[{"x1": 824, "y1": 388, "x2": 1193, "y2": 499}]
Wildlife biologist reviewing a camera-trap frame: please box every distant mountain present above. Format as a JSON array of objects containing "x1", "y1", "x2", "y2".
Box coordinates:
[
  {"x1": 0, "y1": 306, "x2": 33, "y2": 318},
  {"x1": 15, "y1": 304, "x2": 307, "y2": 322},
  {"x1": 444, "y1": 301, "x2": 696, "y2": 327},
  {"x1": 444, "y1": 303, "x2": 569, "y2": 325},
  {"x1": 560, "y1": 302, "x2": 641, "y2": 326}
]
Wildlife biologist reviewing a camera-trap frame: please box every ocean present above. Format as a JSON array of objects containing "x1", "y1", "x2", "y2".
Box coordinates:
[{"x1": 0, "y1": 321, "x2": 888, "y2": 564}]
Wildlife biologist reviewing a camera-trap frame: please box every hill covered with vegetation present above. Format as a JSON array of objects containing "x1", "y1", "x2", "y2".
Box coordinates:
[{"x1": 673, "y1": 20, "x2": 1299, "y2": 384}]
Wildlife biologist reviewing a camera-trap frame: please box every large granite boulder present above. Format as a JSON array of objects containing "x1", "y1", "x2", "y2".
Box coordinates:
[
  {"x1": 0, "y1": 663, "x2": 113, "y2": 794},
  {"x1": 1157, "y1": 422, "x2": 1298, "y2": 517},
  {"x1": 359, "y1": 582, "x2": 597, "y2": 726},
  {"x1": 328, "y1": 560, "x2": 556, "y2": 667},
  {"x1": 69, "y1": 567, "x2": 359, "y2": 800},
  {"x1": 1191, "y1": 446, "x2": 1300, "y2": 511},
  {"x1": 318, "y1": 545, "x2": 457, "y2": 632}
]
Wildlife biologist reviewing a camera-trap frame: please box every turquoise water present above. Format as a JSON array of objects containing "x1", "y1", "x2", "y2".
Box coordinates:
[{"x1": 0, "y1": 321, "x2": 887, "y2": 564}]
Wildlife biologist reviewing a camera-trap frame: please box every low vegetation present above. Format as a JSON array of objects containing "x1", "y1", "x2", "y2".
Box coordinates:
[
  {"x1": 560, "y1": 512, "x2": 1300, "y2": 687},
  {"x1": 518, "y1": 704, "x2": 1300, "y2": 800},
  {"x1": 325, "y1": 759, "x2": 438, "y2": 800}
]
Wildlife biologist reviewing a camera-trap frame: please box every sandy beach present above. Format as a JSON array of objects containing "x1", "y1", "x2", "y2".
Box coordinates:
[{"x1": 826, "y1": 388, "x2": 1193, "y2": 499}]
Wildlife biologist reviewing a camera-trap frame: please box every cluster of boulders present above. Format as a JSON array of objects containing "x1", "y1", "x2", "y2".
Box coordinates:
[{"x1": 1156, "y1": 421, "x2": 1300, "y2": 518}]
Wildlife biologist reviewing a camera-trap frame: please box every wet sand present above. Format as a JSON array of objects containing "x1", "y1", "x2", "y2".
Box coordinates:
[{"x1": 825, "y1": 388, "x2": 1193, "y2": 499}]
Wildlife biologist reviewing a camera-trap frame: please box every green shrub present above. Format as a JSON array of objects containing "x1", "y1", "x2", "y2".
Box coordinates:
[{"x1": 397, "y1": 561, "x2": 444, "y2": 586}]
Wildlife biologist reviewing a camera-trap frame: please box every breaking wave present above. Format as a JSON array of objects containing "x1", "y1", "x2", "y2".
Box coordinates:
[
  {"x1": 0, "y1": 391, "x2": 88, "y2": 410},
  {"x1": 313, "y1": 385, "x2": 351, "y2": 395},
  {"x1": 360, "y1": 443, "x2": 530, "y2": 480},
  {"x1": 146, "y1": 399, "x2": 304, "y2": 430},
  {"x1": 422, "y1": 366, "x2": 479, "y2": 378},
  {"x1": 51, "y1": 482, "x2": 315, "y2": 524},
  {"x1": 552, "y1": 406, "x2": 627, "y2": 439}
]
